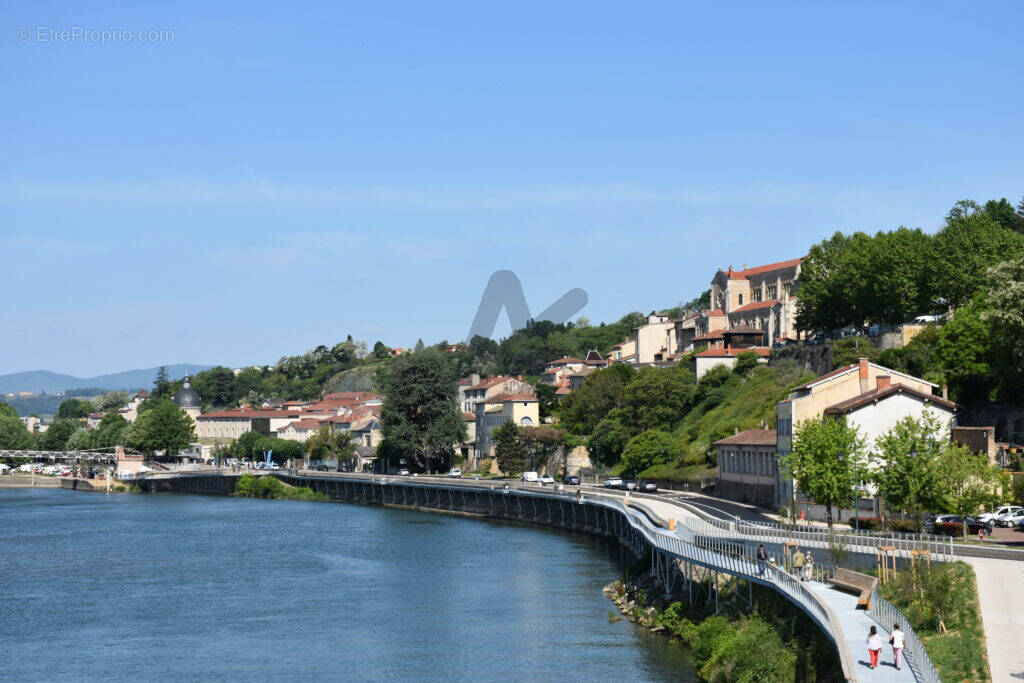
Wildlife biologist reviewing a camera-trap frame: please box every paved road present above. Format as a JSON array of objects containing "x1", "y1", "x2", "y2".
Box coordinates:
[{"x1": 967, "y1": 557, "x2": 1024, "y2": 682}]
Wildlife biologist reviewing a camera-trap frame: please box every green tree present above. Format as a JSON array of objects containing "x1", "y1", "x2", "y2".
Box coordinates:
[
  {"x1": 372, "y1": 340, "x2": 391, "y2": 359},
  {"x1": 929, "y1": 206, "x2": 1024, "y2": 310},
  {"x1": 0, "y1": 416, "x2": 34, "y2": 449},
  {"x1": 533, "y1": 382, "x2": 559, "y2": 420},
  {"x1": 126, "y1": 398, "x2": 195, "y2": 456},
  {"x1": 93, "y1": 391, "x2": 130, "y2": 413},
  {"x1": 0, "y1": 402, "x2": 17, "y2": 419},
  {"x1": 494, "y1": 420, "x2": 528, "y2": 476},
  {"x1": 41, "y1": 419, "x2": 81, "y2": 451},
  {"x1": 379, "y1": 349, "x2": 466, "y2": 473},
  {"x1": 982, "y1": 197, "x2": 1024, "y2": 233},
  {"x1": 234, "y1": 430, "x2": 268, "y2": 460},
  {"x1": 306, "y1": 429, "x2": 356, "y2": 463},
  {"x1": 258, "y1": 437, "x2": 303, "y2": 462},
  {"x1": 873, "y1": 413, "x2": 950, "y2": 531},
  {"x1": 587, "y1": 415, "x2": 633, "y2": 467},
  {"x1": 782, "y1": 416, "x2": 866, "y2": 529},
  {"x1": 559, "y1": 363, "x2": 636, "y2": 435},
  {"x1": 91, "y1": 413, "x2": 130, "y2": 449},
  {"x1": 732, "y1": 350, "x2": 762, "y2": 376},
  {"x1": 934, "y1": 295, "x2": 996, "y2": 402},
  {"x1": 982, "y1": 256, "x2": 1024, "y2": 400},
  {"x1": 830, "y1": 337, "x2": 880, "y2": 370},
  {"x1": 620, "y1": 429, "x2": 678, "y2": 475},
  {"x1": 57, "y1": 398, "x2": 93, "y2": 419},
  {"x1": 941, "y1": 442, "x2": 1009, "y2": 538},
  {"x1": 682, "y1": 288, "x2": 711, "y2": 313},
  {"x1": 190, "y1": 366, "x2": 237, "y2": 409},
  {"x1": 153, "y1": 365, "x2": 171, "y2": 398},
  {"x1": 621, "y1": 365, "x2": 696, "y2": 432},
  {"x1": 521, "y1": 425, "x2": 564, "y2": 472}
]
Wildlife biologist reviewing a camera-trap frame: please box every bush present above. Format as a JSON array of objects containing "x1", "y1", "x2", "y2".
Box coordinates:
[{"x1": 849, "y1": 516, "x2": 919, "y2": 532}]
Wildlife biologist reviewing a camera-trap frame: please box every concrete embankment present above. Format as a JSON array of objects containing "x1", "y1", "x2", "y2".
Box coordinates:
[{"x1": 0, "y1": 476, "x2": 61, "y2": 489}]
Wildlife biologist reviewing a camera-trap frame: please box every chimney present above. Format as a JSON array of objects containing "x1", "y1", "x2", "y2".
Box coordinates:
[
  {"x1": 471, "y1": 373, "x2": 480, "y2": 386},
  {"x1": 876, "y1": 375, "x2": 891, "y2": 391},
  {"x1": 727, "y1": 265, "x2": 733, "y2": 275},
  {"x1": 858, "y1": 357, "x2": 870, "y2": 393},
  {"x1": 942, "y1": 384, "x2": 949, "y2": 400}
]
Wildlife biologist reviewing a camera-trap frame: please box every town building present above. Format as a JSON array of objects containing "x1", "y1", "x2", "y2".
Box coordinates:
[
  {"x1": 633, "y1": 312, "x2": 676, "y2": 364},
  {"x1": 714, "y1": 429, "x2": 779, "y2": 508},
  {"x1": 609, "y1": 339, "x2": 637, "y2": 363},
  {"x1": 172, "y1": 376, "x2": 202, "y2": 423},
  {"x1": 710, "y1": 258, "x2": 803, "y2": 343},
  {"x1": 459, "y1": 375, "x2": 534, "y2": 414},
  {"x1": 473, "y1": 393, "x2": 540, "y2": 457}
]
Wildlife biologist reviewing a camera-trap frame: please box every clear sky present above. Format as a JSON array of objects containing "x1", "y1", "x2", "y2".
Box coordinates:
[{"x1": 2, "y1": 2, "x2": 1022, "y2": 376}]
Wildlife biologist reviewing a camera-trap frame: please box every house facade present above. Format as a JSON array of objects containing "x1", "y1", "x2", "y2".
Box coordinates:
[
  {"x1": 710, "y1": 258, "x2": 803, "y2": 342},
  {"x1": 715, "y1": 429, "x2": 779, "y2": 508},
  {"x1": 473, "y1": 393, "x2": 540, "y2": 457}
]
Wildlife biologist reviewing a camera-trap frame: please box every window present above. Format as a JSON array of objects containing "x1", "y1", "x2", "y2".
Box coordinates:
[
  {"x1": 767, "y1": 283, "x2": 777, "y2": 299},
  {"x1": 519, "y1": 417, "x2": 533, "y2": 426},
  {"x1": 738, "y1": 293, "x2": 744, "y2": 306},
  {"x1": 752, "y1": 286, "x2": 762, "y2": 302}
]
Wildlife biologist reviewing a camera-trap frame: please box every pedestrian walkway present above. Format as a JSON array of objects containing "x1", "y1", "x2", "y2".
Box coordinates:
[
  {"x1": 805, "y1": 582, "x2": 916, "y2": 682},
  {"x1": 967, "y1": 557, "x2": 1024, "y2": 682}
]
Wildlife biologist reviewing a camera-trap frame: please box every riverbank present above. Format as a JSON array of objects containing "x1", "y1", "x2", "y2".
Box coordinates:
[
  {"x1": 0, "y1": 476, "x2": 61, "y2": 488},
  {"x1": 606, "y1": 557, "x2": 844, "y2": 682}
]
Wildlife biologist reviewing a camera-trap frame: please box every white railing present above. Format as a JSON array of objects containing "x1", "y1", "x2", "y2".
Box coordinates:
[{"x1": 868, "y1": 588, "x2": 940, "y2": 683}]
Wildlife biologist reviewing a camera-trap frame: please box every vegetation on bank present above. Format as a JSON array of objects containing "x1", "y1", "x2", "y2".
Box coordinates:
[
  {"x1": 609, "y1": 557, "x2": 841, "y2": 682},
  {"x1": 878, "y1": 561, "x2": 989, "y2": 682},
  {"x1": 232, "y1": 473, "x2": 326, "y2": 501}
]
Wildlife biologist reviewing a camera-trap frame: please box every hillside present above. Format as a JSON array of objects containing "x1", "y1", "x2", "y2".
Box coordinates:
[
  {"x1": 641, "y1": 361, "x2": 813, "y2": 480},
  {"x1": 0, "y1": 364, "x2": 211, "y2": 394}
]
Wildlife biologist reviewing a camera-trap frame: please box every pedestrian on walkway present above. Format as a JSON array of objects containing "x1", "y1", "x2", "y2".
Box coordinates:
[
  {"x1": 756, "y1": 544, "x2": 768, "y2": 575},
  {"x1": 791, "y1": 546, "x2": 805, "y2": 578},
  {"x1": 890, "y1": 623, "x2": 905, "y2": 670},
  {"x1": 803, "y1": 551, "x2": 814, "y2": 582},
  {"x1": 866, "y1": 625, "x2": 882, "y2": 669}
]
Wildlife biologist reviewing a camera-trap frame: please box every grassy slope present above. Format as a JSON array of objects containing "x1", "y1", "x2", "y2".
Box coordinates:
[
  {"x1": 879, "y1": 561, "x2": 989, "y2": 682},
  {"x1": 324, "y1": 361, "x2": 386, "y2": 393},
  {"x1": 641, "y1": 362, "x2": 813, "y2": 481}
]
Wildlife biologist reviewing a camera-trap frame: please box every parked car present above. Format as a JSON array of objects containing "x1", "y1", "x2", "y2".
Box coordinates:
[
  {"x1": 603, "y1": 477, "x2": 623, "y2": 489},
  {"x1": 979, "y1": 505, "x2": 1022, "y2": 525},
  {"x1": 563, "y1": 475, "x2": 581, "y2": 486},
  {"x1": 521, "y1": 471, "x2": 539, "y2": 483},
  {"x1": 447, "y1": 468, "x2": 462, "y2": 478},
  {"x1": 397, "y1": 468, "x2": 410, "y2": 476},
  {"x1": 925, "y1": 514, "x2": 959, "y2": 533},
  {"x1": 935, "y1": 516, "x2": 993, "y2": 534},
  {"x1": 538, "y1": 474, "x2": 555, "y2": 485},
  {"x1": 638, "y1": 481, "x2": 658, "y2": 492},
  {"x1": 315, "y1": 465, "x2": 330, "y2": 472},
  {"x1": 619, "y1": 480, "x2": 637, "y2": 491},
  {"x1": 995, "y1": 506, "x2": 1024, "y2": 527},
  {"x1": 336, "y1": 464, "x2": 348, "y2": 472}
]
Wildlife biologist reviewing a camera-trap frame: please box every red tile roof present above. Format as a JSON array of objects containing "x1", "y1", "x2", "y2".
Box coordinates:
[
  {"x1": 724, "y1": 325, "x2": 766, "y2": 335},
  {"x1": 824, "y1": 384, "x2": 957, "y2": 415},
  {"x1": 694, "y1": 347, "x2": 771, "y2": 358},
  {"x1": 485, "y1": 392, "x2": 538, "y2": 403},
  {"x1": 713, "y1": 429, "x2": 778, "y2": 446},
  {"x1": 280, "y1": 418, "x2": 324, "y2": 431},
  {"x1": 725, "y1": 258, "x2": 804, "y2": 280},
  {"x1": 198, "y1": 409, "x2": 296, "y2": 419},
  {"x1": 462, "y1": 412, "x2": 476, "y2": 421},
  {"x1": 693, "y1": 329, "x2": 727, "y2": 341},
  {"x1": 466, "y1": 376, "x2": 516, "y2": 391},
  {"x1": 791, "y1": 364, "x2": 857, "y2": 390},
  {"x1": 545, "y1": 357, "x2": 584, "y2": 366},
  {"x1": 729, "y1": 299, "x2": 780, "y2": 313}
]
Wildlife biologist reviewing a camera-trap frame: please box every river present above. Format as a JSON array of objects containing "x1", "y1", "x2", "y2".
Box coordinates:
[{"x1": 1, "y1": 489, "x2": 696, "y2": 681}]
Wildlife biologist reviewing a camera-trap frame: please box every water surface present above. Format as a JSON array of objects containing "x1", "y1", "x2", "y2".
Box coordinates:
[{"x1": 1, "y1": 489, "x2": 695, "y2": 681}]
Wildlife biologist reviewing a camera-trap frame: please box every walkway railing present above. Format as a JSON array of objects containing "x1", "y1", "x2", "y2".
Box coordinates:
[
  {"x1": 868, "y1": 588, "x2": 940, "y2": 683},
  {"x1": 582, "y1": 494, "x2": 860, "y2": 682}
]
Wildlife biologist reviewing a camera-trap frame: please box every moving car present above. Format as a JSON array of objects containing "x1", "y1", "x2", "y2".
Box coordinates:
[
  {"x1": 397, "y1": 468, "x2": 410, "y2": 476},
  {"x1": 521, "y1": 471, "x2": 539, "y2": 483},
  {"x1": 603, "y1": 477, "x2": 623, "y2": 489},
  {"x1": 563, "y1": 475, "x2": 581, "y2": 486},
  {"x1": 638, "y1": 481, "x2": 658, "y2": 492},
  {"x1": 538, "y1": 474, "x2": 555, "y2": 485},
  {"x1": 447, "y1": 468, "x2": 462, "y2": 478},
  {"x1": 619, "y1": 480, "x2": 637, "y2": 491}
]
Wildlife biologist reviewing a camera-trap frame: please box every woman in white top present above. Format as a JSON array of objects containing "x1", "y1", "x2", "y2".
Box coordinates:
[
  {"x1": 890, "y1": 623, "x2": 905, "y2": 670},
  {"x1": 803, "y1": 551, "x2": 814, "y2": 581},
  {"x1": 866, "y1": 625, "x2": 882, "y2": 669}
]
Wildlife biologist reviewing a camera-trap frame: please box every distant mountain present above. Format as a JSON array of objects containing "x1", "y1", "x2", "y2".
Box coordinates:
[{"x1": 0, "y1": 364, "x2": 213, "y2": 394}]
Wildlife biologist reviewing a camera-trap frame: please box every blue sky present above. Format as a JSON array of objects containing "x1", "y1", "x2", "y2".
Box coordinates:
[{"x1": 2, "y1": 2, "x2": 1022, "y2": 376}]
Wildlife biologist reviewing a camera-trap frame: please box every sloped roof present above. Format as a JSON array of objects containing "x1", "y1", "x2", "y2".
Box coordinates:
[
  {"x1": 713, "y1": 429, "x2": 777, "y2": 446},
  {"x1": 823, "y1": 384, "x2": 957, "y2": 415},
  {"x1": 729, "y1": 299, "x2": 780, "y2": 314},
  {"x1": 725, "y1": 258, "x2": 804, "y2": 280},
  {"x1": 693, "y1": 347, "x2": 771, "y2": 358}
]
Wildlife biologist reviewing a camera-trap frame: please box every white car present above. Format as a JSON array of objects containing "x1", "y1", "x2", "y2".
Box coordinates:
[
  {"x1": 521, "y1": 471, "x2": 539, "y2": 483},
  {"x1": 995, "y1": 506, "x2": 1024, "y2": 527},
  {"x1": 603, "y1": 477, "x2": 623, "y2": 489},
  {"x1": 979, "y1": 505, "x2": 1020, "y2": 525},
  {"x1": 538, "y1": 474, "x2": 555, "y2": 485},
  {"x1": 447, "y1": 468, "x2": 462, "y2": 478},
  {"x1": 398, "y1": 468, "x2": 411, "y2": 476}
]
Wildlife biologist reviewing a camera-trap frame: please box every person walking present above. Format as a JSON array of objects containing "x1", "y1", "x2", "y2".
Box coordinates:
[
  {"x1": 866, "y1": 625, "x2": 882, "y2": 669},
  {"x1": 890, "y1": 623, "x2": 905, "y2": 670},
  {"x1": 756, "y1": 544, "x2": 768, "y2": 575},
  {"x1": 803, "y1": 551, "x2": 814, "y2": 582},
  {"x1": 791, "y1": 546, "x2": 805, "y2": 578}
]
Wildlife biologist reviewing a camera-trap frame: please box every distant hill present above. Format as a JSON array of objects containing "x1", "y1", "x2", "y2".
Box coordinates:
[{"x1": 0, "y1": 364, "x2": 212, "y2": 395}]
